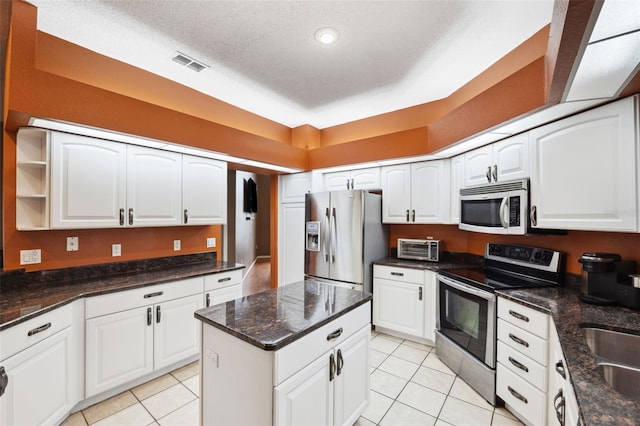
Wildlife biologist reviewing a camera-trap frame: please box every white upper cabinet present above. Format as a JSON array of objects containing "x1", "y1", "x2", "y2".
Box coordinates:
[
  {"x1": 280, "y1": 172, "x2": 311, "y2": 203},
  {"x1": 182, "y1": 155, "x2": 227, "y2": 225},
  {"x1": 449, "y1": 154, "x2": 465, "y2": 224},
  {"x1": 127, "y1": 145, "x2": 182, "y2": 227},
  {"x1": 324, "y1": 167, "x2": 381, "y2": 191},
  {"x1": 464, "y1": 133, "x2": 529, "y2": 187},
  {"x1": 51, "y1": 133, "x2": 127, "y2": 229},
  {"x1": 529, "y1": 96, "x2": 638, "y2": 232},
  {"x1": 381, "y1": 160, "x2": 450, "y2": 224}
]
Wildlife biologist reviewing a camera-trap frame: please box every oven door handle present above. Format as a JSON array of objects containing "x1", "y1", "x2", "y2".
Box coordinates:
[{"x1": 437, "y1": 275, "x2": 495, "y2": 301}]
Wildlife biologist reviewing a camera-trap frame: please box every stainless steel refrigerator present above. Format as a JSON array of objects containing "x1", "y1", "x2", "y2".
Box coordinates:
[{"x1": 304, "y1": 190, "x2": 388, "y2": 293}]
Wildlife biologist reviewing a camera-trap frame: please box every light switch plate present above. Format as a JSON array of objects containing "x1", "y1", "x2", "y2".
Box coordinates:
[
  {"x1": 207, "y1": 237, "x2": 216, "y2": 248},
  {"x1": 66, "y1": 236, "x2": 79, "y2": 251},
  {"x1": 112, "y1": 244, "x2": 121, "y2": 257},
  {"x1": 20, "y1": 249, "x2": 41, "y2": 265},
  {"x1": 173, "y1": 240, "x2": 181, "y2": 251}
]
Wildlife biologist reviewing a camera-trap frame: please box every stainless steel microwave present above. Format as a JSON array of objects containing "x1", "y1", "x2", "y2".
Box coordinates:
[{"x1": 459, "y1": 179, "x2": 529, "y2": 235}]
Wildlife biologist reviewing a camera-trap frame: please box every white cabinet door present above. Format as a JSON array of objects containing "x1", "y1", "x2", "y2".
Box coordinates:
[
  {"x1": 50, "y1": 133, "x2": 127, "y2": 229},
  {"x1": 324, "y1": 171, "x2": 352, "y2": 191},
  {"x1": 351, "y1": 167, "x2": 381, "y2": 190},
  {"x1": 279, "y1": 203, "x2": 306, "y2": 285},
  {"x1": 450, "y1": 154, "x2": 465, "y2": 224},
  {"x1": 493, "y1": 133, "x2": 529, "y2": 182},
  {"x1": 182, "y1": 155, "x2": 227, "y2": 225},
  {"x1": 274, "y1": 350, "x2": 334, "y2": 426},
  {"x1": 530, "y1": 97, "x2": 638, "y2": 232},
  {"x1": 381, "y1": 164, "x2": 411, "y2": 223},
  {"x1": 127, "y1": 145, "x2": 182, "y2": 227},
  {"x1": 205, "y1": 285, "x2": 243, "y2": 308},
  {"x1": 373, "y1": 278, "x2": 424, "y2": 337},
  {"x1": 333, "y1": 326, "x2": 370, "y2": 426},
  {"x1": 411, "y1": 160, "x2": 450, "y2": 223},
  {"x1": 154, "y1": 294, "x2": 203, "y2": 370},
  {"x1": 0, "y1": 328, "x2": 76, "y2": 426},
  {"x1": 85, "y1": 306, "x2": 153, "y2": 397},
  {"x1": 464, "y1": 145, "x2": 493, "y2": 187},
  {"x1": 280, "y1": 172, "x2": 311, "y2": 203},
  {"x1": 422, "y1": 271, "x2": 437, "y2": 343}
]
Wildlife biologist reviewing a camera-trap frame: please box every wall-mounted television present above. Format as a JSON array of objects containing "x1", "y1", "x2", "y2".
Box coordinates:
[{"x1": 243, "y1": 178, "x2": 258, "y2": 213}]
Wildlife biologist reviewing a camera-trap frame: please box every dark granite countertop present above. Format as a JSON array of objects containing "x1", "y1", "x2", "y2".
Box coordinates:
[
  {"x1": 194, "y1": 280, "x2": 372, "y2": 351},
  {"x1": 0, "y1": 253, "x2": 244, "y2": 331},
  {"x1": 497, "y1": 283, "x2": 640, "y2": 426},
  {"x1": 373, "y1": 252, "x2": 483, "y2": 271}
]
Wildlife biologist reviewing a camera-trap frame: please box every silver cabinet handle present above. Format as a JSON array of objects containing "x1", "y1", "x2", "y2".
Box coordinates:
[
  {"x1": 184, "y1": 209, "x2": 188, "y2": 224},
  {"x1": 119, "y1": 208, "x2": 125, "y2": 226},
  {"x1": 329, "y1": 353, "x2": 336, "y2": 381},
  {"x1": 206, "y1": 293, "x2": 211, "y2": 307},
  {"x1": 553, "y1": 388, "x2": 565, "y2": 424},
  {"x1": 128, "y1": 208, "x2": 134, "y2": 225},
  {"x1": 147, "y1": 307, "x2": 152, "y2": 326},
  {"x1": 326, "y1": 328, "x2": 343, "y2": 341},
  {"x1": 144, "y1": 291, "x2": 164, "y2": 298},
  {"x1": 218, "y1": 277, "x2": 232, "y2": 283},
  {"x1": 0, "y1": 367, "x2": 8, "y2": 397},
  {"x1": 508, "y1": 333, "x2": 530, "y2": 348},
  {"x1": 156, "y1": 305, "x2": 161, "y2": 323},
  {"x1": 492, "y1": 165, "x2": 498, "y2": 182},
  {"x1": 530, "y1": 205, "x2": 537, "y2": 226},
  {"x1": 336, "y1": 349, "x2": 344, "y2": 376},
  {"x1": 508, "y1": 386, "x2": 528, "y2": 404},
  {"x1": 509, "y1": 310, "x2": 530, "y2": 323},
  {"x1": 555, "y1": 360, "x2": 566, "y2": 379},
  {"x1": 350, "y1": 178, "x2": 354, "y2": 190},
  {"x1": 346, "y1": 179, "x2": 350, "y2": 190},
  {"x1": 508, "y1": 356, "x2": 529, "y2": 373},
  {"x1": 419, "y1": 287, "x2": 423, "y2": 301},
  {"x1": 406, "y1": 209, "x2": 410, "y2": 222},
  {"x1": 27, "y1": 322, "x2": 51, "y2": 336},
  {"x1": 390, "y1": 272, "x2": 404, "y2": 277},
  {"x1": 412, "y1": 209, "x2": 416, "y2": 222},
  {"x1": 486, "y1": 166, "x2": 492, "y2": 182}
]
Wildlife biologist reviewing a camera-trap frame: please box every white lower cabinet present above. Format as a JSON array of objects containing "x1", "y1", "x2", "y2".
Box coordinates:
[
  {"x1": 372, "y1": 265, "x2": 436, "y2": 343},
  {"x1": 201, "y1": 301, "x2": 371, "y2": 426},
  {"x1": 547, "y1": 320, "x2": 581, "y2": 426},
  {"x1": 275, "y1": 325, "x2": 370, "y2": 426},
  {"x1": 0, "y1": 303, "x2": 83, "y2": 426},
  {"x1": 204, "y1": 269, "x2": 243, "y2": 307},
  {"x1": 85, "y1": 278, "x2": 203, "y2": 397}
]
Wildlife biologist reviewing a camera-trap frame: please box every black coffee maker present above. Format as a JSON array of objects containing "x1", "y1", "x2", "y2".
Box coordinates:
[{"x1": 579, "y1": 253, "x2": 640, "y2": 310}]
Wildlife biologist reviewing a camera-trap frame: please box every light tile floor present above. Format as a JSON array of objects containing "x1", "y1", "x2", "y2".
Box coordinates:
[{"x1": 62, "y1": 332, "x2": 524, "y2": 426}]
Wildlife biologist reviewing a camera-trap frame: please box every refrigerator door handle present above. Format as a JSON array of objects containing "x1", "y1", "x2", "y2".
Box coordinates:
[
  {"x1": 323, "y1": 208, "x2": 330, "y2": 262},
  {"x1": 330, "y1": 207, "x2": 337, "y2": 263}
]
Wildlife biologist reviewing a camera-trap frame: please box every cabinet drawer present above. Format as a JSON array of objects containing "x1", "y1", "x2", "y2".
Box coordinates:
[
  {"x1": 498, "y1": 297, "x2": 548, "y2": 339},
  {"x1": 205, "y1": 285, "x2": 242, "y2": 307},
  {"x1": 204, "y1": 270, "x2": 242, "y2": 291},
  {"x1": 0, "y1": 303, "x2": 73, "y2": 361},
  {"x1": 274, "y1": 302, "x2": 370, "y2": 386},
  {"x1": 86, "y1": 277, "x2": 204, "y2": 318},
  {"x1": 497, "y1": 341, "x2": 547, "y2": 391},
  {"x1": 498, "y1": 319, "x2": 548, "y2": 366},
  {"x1": 497, "y1": 362, "x2": 547, "y2": 426},
  {"x1": 373, "y1": 265, "x2": 423, "y2": 283}
]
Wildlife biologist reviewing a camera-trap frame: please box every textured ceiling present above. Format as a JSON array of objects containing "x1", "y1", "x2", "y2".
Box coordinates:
[{"x1": 28, "y1": 0, "x2": 554, "y2": 129}]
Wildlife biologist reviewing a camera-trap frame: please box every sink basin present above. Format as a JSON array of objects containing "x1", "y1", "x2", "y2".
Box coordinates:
[
  {"x1": 583, "y1": 327, "x2": 640, "y2": 368},
  {"x1": 599, "y1": 362, "x2": 640, "y2": 400},
  {"x1": 583, "y1": 327, "x2": 640, "y2": 399}
]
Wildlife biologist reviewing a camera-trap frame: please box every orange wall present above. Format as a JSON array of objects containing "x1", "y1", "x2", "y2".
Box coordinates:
[{"x1": 390, "y1": 224, "x2": 640, "y2": 276}]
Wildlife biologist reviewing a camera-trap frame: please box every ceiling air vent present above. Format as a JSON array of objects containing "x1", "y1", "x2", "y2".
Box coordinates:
[{"x1": 171, "y1": 52, "x2": 209, "y2": 72}]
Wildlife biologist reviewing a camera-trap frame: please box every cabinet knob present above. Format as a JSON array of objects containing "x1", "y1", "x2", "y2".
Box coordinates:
[
  {"x1": 119, "y1": 208, "x2": 125, "y2": 226},
  {"x1": 128, "y1": 208, "x2": 134, "y2": 226},
  {"x1": 350, "y1": 178, "x2": 354, "y2": 190},
  {"x1": 555, "y1": 360, "x2": 566, "y2": 379},
  {"x1": 184, "y1": 209, "x2": 189, "y2": 224},
  {"x1": 492, "y1": 165, "x2": 498, "y2": 182},
  {"x1": 406, "y1": 209, "x2": 410, "y2": 222},
  {"x1": 346, "y1": 179, "x2": 350, "y2": 190},
  {"x1": 419, "y1": 287, "x2": 423, "y2": 301},
  {"x1": 412, "y1": 209, "x2": 416, "y2": 222},
  {"x1": 486, "y1": 166, "x2": 492, "y2": 182},
  {"x1": 206, "y1": 293, "x2": 211, "y2": 308}
]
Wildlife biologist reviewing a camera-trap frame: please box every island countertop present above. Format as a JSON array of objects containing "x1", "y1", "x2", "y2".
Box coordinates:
[{"x1": 194, "y1": 280, "x2": 372, "y2": 351}]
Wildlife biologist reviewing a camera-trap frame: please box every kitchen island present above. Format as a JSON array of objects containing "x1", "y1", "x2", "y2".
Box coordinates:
[{"x1": 194, "y1": 280, "x2": 372, "y2": 426}]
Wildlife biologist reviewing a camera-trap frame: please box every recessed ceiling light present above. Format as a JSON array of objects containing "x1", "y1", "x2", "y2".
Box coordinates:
[
  {"x1": 314, "y1": 27, "x2": 340, "y2": 45},
  {"x1": 171, "y1": 51, "x2": 209, "y2": 72}
]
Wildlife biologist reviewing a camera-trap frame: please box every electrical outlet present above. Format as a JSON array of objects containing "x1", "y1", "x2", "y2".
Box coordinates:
[
  {"x1": 173, "y1": 240, "x2": 181, "y2": 251},
  {"x1": 20, "y1": 249, "x2": 41, "y2": 265},
  {"x1": 112, "y1": 244, "x2": 121, "y2": 257},
  {"x1": 206, "y1": 349, "x2": 219, "y2": 368},
  {"x1": 207, "y1": 237, "x2": 216, "y2": 248},
  {"x1": 66, "y1": 236, "x2": 79, "y2": 251}
]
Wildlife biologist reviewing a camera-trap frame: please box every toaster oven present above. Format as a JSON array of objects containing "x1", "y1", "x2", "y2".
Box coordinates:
[{"x1": 397, "y1": 239, "x2": 441, "y2": 262}]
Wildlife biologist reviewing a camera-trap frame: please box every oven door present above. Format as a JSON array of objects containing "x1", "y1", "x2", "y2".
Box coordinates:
[{"x1": 437, "y1": 274, "x2": 496, "y2": 368}]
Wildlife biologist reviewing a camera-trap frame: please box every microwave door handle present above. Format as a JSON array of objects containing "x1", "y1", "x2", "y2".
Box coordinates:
[
  {"x1": 438, "y1": 275, "x2": 494, "y2": 301},
  {"x1": 499, "y1": 196, "x2": 509, "y2": 228}
]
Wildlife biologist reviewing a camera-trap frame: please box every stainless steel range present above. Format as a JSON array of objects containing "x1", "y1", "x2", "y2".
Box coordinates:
[{"x1": 435, "y1": 243, "x2": 565, "y2": 405}]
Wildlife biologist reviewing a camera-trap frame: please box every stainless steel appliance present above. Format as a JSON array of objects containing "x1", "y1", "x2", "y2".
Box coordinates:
[
  {"x1": 579, "y1": 252, "x2": 639, "y2": 310},
  {"x1": 459, "y1": 179, "x2": 531, "y2": 235},
  {"x1": 305, "y1": 190, "x2": 388, "y2": 293},
  {"x1": 436, "y1": 243, "x2": 565, "y2": 405},
  {"x1": 397, "y1": 238, "x2": 441, "y2": 262}
]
